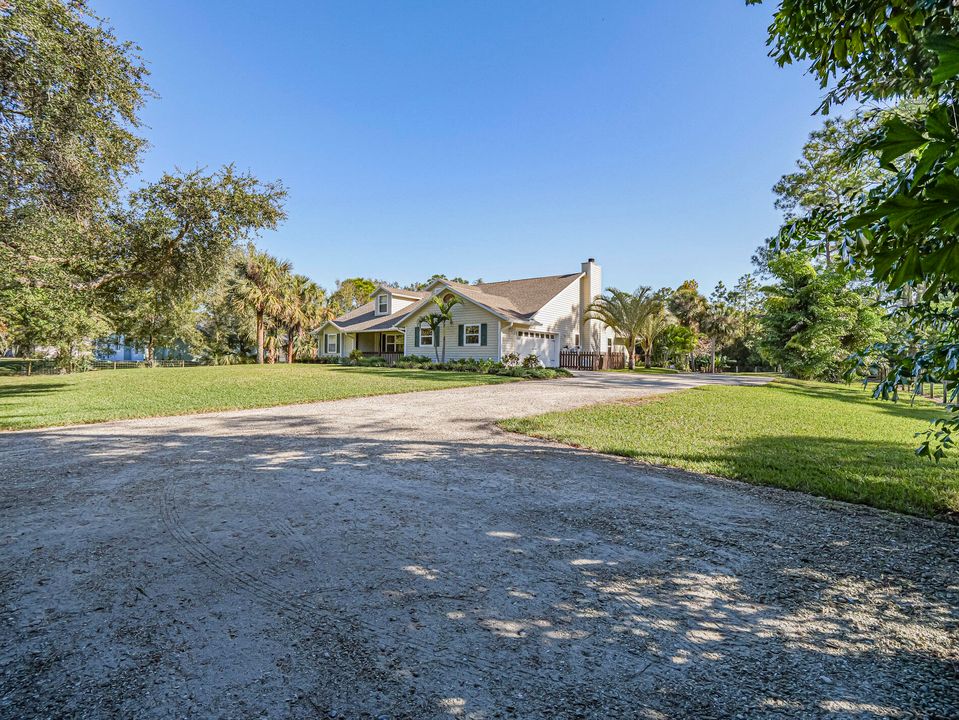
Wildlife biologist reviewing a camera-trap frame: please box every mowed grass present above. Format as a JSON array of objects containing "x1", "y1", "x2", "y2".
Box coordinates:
[
  {"x1": 0, "y1": 364, "x2": 516, "y2": 430},
  {"x1": 614, "y1": 367, "x2": 679, "y2": 375},
  {"x1": 500, "y1": 379, "x2": 959, "y2": 521}
]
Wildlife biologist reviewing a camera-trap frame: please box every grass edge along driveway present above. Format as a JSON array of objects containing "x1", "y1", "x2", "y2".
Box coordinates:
[
  {"x1": 499, "y1": 379, "x2": 959, "y2": 521},
  {"x1": 0, "y1": 364, "x2": 519, "y2": 431}
]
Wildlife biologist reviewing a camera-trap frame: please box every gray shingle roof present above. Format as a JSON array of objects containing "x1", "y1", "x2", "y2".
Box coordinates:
[
  {"x1": 462, "y1": 273, "x2": 581, "y2": 319},
  {"x1": 326, "y1": 304, "x2": 416, "y2": 333},
  {"x1": 326, "y1": 273, "x2": 582, "y2": 332}
]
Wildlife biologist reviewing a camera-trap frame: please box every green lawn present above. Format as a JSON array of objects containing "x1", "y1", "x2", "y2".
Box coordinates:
[
  {"x1": 500, "y1": 379, "x2": 959, "y2": 521},
  {"x1": 0, "y1": 364, "x2": 516, "y2": 431}
]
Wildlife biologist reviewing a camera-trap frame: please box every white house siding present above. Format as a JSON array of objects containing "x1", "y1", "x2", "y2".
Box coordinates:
[
  {"x1": 403, "y1": 298, "x2": 502, "y2": 360},
  {"x1": 390, "y1": 297, "x2": 416, "y2": 314},
  {"x1": 529, "y1": 276, "x2": 581, "y2": 349},
  {"x1": 373, "y1": 293, "x2": 418, "y2": 318},
  {"x1": 501, "y1": 328, "x2": 516, "y2": 357}
]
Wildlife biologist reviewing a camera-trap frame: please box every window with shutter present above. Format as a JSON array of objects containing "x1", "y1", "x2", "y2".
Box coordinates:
[{"x1": 464, "y1": 324, "x2": 480, "y2": 345}]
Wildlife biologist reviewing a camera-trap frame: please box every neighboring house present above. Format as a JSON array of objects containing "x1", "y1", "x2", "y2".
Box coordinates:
[
  {"x1": 316, "y1": 259, "x2": 619, "y2": 366},
  {"x1": 96, "y1": 335, "x2": 147, "y2": 362},
  {"x1": 94, "y1": 336, "x2": 193, "y2": 363}
]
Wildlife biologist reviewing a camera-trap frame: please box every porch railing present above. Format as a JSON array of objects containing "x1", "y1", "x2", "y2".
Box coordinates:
[{"x1": 356, "y1": 351, "x2": 404, "y2": 366}]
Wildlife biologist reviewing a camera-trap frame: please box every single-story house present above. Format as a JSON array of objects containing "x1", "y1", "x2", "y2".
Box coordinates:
[{"x1": 316, "y1": 259, "x2": 620, "y2": 367}]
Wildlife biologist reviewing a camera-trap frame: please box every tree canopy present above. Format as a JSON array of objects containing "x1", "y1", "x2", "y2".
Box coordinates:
[
  {"x1": 756, "y1": 0, "x2": 959, "y2": 457},
  {"x1": 0, "y1": 1, "x2": 290, "y2": 362},
  {"x1": 759, "y1": 253, "x2": 886, "y2": 380},
  {"x1": 1, "y1": 0, "x2": 151, "y2": 295}
]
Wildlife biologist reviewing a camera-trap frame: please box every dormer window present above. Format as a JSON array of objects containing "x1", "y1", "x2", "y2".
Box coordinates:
[{"x1": 377, "y1": 295, "x2": 388, "y2": 314}]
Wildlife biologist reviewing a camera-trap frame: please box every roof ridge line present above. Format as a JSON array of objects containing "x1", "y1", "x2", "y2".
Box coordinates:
[{"x1": 476, "y1": 271, "x2": 581, "y2": 286}]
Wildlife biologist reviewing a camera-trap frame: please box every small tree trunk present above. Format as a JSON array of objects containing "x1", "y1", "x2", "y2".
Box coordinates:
[
  {"x1": 644, "y1": 342, "x2": 652, "y2": 368},
  {"x1": 710, "y1": 338, "x2": 716, "y2": 374},
  {"x1": 287, "y1": 325, "x2": 295, "y2": 363},
  {"x1": 256, "y1": 310, "x2": 265, "y2": 364},
  {"x1": 627, "y1": 337, "x2": 635, "y2": 370}
]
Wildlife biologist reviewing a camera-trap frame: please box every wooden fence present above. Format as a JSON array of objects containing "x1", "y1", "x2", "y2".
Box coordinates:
[{"x1": 558, "y1": 351, "x2": 625, "y2": 371}]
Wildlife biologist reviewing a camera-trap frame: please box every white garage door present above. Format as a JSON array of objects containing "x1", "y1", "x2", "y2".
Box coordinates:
[{"x1": 515, "y1": 331, "x2": 558, "y2": 367}]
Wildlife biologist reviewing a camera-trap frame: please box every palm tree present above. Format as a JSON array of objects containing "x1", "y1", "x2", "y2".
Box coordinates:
[
  {"x1": 279, "y1": 274, "x2": 325, "y2": 363},
  {"x1": 232, "y1": 245, "x2": 291, "y2": 364},
  {"x1": 427, "y1": 294, "x2": 461, "y2": 362},
  {"x1": 585, "y1": 287, "x2": 663, "y2": 370},
  {"x1": 298, "y1": 282, "x2": 334, "y2": 360},
  {"x1": 637, "y1": 309, "x2": 673, "y2": 369},
  {"x1": 422, "y1": 313, "x2": 446, "y2": 362},
  {"x1": 702, "y1": 302, "x2": 739, "y2": 373}
]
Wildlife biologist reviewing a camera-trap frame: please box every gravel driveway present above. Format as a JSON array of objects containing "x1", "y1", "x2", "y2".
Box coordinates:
[{"x1": 1, "y1": 372, "x2": 956, "y2": 719}]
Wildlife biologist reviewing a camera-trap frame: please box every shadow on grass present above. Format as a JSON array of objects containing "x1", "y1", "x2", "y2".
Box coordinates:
[
  {"x1": 772, "y1": 379, "x2": 948, "y2": 420},
  {"x1": 647, "y1": 433, "x2": 959, "y2": 523},
  {"x1": 0, "y1": 381, "x2": 69, "y2": 399}
]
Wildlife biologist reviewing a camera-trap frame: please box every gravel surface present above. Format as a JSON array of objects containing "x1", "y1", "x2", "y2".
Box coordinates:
[{"x1": 1, "y1": 372, "x2": 956, "y2": 719}]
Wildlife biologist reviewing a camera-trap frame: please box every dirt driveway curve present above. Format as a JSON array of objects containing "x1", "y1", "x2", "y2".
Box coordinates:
[{"x1": 1, "y1": 372, "x2": 956, "y2": 719}]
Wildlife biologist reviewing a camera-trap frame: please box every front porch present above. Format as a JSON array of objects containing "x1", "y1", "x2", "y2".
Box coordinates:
[{"x1": 351, "y1": 330, "x2": 406, "y2": 360}]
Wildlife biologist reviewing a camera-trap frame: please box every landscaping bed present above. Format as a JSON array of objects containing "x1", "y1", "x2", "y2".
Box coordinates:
[
  {"x1": 499, "y1": 378, "x2": 959, "y2": 521},
  {"x1": 307, "y1": 353, "x2": 573, "y2": 379}
]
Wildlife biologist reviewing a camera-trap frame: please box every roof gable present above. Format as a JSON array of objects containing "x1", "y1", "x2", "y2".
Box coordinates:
[
  {"x1": 325, "y1": 270, "x2": 585, "y2": 331},
  {"x1": 470, "y1": 273, "x2": 581, "y2": 317},
  {"x1": 397, "y1": 285, "x2": 521, "y2": 326}
]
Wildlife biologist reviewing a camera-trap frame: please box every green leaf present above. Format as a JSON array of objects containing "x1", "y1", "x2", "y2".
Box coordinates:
[
  {"x1": 912, "y1": 142, "x2": 950, "y2": 183},
  {"x1": 928, "y1": 36, "x2": 959, "y2": 85},
  {"x1": 925, "y1": 107, "x2": 955, "y2": 142},
  {"x1": 922, "y1": 243, "x2": 959, "y2": 282},
  {"x1": 888, "y1": 247, "x2": 923, "y2": 288},
  {"x1": 925, "y1": 172, "x2": 959, "y2": 202},
  {"x1": 877, "y1": 118, "x2": 928, "y2": 164}
]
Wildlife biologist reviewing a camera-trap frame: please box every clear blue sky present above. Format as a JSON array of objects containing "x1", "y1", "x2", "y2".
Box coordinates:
[{"x1": 95, "y1": 0, "x2": 825, "y2": 295}]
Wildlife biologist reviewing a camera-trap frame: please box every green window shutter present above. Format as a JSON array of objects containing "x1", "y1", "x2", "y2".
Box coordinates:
[
  {"x1": 414, "y1": 327, "x2": 420, "y2": 347},
  {"x1": 336, "y1": 334, "x2": 341, "y2": 354},
  {"x1": 458, "y1": 324, "x2": 464, "y2": 346},
  {"x1": 480, "y1": 323, "x2": 488, "y2": 346}
]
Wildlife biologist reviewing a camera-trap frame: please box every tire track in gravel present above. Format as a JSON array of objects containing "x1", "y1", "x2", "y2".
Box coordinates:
[{"x1": 156, "y1": 472, "x2": 584, "y2": 692}]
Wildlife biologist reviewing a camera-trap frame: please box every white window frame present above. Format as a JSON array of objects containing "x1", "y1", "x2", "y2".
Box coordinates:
[
  {"x1": 377, "y1": 295, "x2": 388, "y2": 314},
  {"x1": 419, "y1": 325, "x2": 433, "y2": 347},
  {"x1": 464, "y1": 323, "x2": 481, "y2": 346},
  {"x1": 325, "y1": 333, "x2": 338, "y2": 354},
  {"x1": 384, "y1": 333, "x2": 404, "y2": 353}
]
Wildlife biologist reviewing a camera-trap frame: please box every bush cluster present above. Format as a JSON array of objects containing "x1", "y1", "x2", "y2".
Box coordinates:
[
  {"x1": 295, "y1": 355, "x2": 345, "y2": 365},
  {"x1": 298, "y1": 353, "x2": 572, "y2": 379}
]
